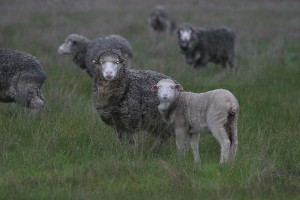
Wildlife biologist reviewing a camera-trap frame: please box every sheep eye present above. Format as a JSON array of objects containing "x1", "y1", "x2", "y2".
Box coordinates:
[{"x1": 170, "y1": 86, "x2": 175, "y2": 89}]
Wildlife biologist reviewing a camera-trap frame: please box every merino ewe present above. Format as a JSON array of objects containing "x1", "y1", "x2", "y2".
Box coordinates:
[
  {"x1": 92, "y1": 49, "x2": 174, "y2": 145},
  {"x1": 0, "y1": 49, "x2": 47, "y2": 114},
  {"x1": 151, "y1": 79, "x2": 239, "y2": 163},
  {"x1": 58, "y1": 33, "x2": 133, "y2": 77},
  {"x1": 148, "y1": 5, "x2": 177, "y2": 35},
  {"x1": 177, "y1": 23, "x2": 236, "y2": 69}
]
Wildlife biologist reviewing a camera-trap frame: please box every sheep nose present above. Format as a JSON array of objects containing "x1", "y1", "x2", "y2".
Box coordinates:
[
  {"x1": 181, "y1": 45, "x2": 188, "y2": 51},
  {"x1": 106, "y1": 70, "x2": 113, "y2": 75}
]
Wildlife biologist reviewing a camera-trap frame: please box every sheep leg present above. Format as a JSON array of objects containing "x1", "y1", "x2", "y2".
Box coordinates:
[
  {"x1": 210, "y1": 125, "x2": 231, "y2": 164},
  {"x1": 221, "y1": 59, "x2": 227, "y2": 68},
  {"x1": 229, "y1": 118, "x2": 238, "y2": 162},
  {"x1": 115, "y1": 129, "x2": 125, "y2": 145},
  {"x1": 189, "y1": 133, "x2": 200, "y2": 163},
  {"x1": 174, "y1": 128, "x2": 187, "y2": 156},
  {"x1": 228, "y1": 58, "x2": 235, "y2": 69},
  {"x1": 127, "y1": 133, "x2": 136, "y2": 145},
  {"x1": 195, "y1": 54, "x2": 209, "y2": 68}
]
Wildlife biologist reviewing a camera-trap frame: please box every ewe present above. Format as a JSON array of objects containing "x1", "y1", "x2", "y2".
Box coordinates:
[
  {"x1": 92, "y1": 49, "x2": 174, "y2": 145},
  {"x1": 148, "y1": 5, "x2": 177, "y2": 35},
  {"x1": 58, "y1": 33, "x2": 133, "y2": 77},
  {"x1": 177, "y1": 23, "x2": 236, "y2": 69},
  {"x1": 0, "y1": 48, "x2": 47, "y2": 115}
]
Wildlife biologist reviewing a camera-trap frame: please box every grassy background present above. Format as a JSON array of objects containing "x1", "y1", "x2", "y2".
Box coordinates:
[{"x1": 0, "y1": 0, "x2": 299, "y2": 199}]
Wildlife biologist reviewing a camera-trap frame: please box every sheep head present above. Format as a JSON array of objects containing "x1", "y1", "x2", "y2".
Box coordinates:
[
  {"x1": 93, "y1": 49, "x2": 127, "y2": 81},
  {"x1": 151, "y1": 79, "x2": 183, "y2": 103},
  {"x1": 58, "y1": 33, "x2": 89, "y2": 55},
  {"x1": 177, "y1": 23, "x2": 198, "y2": 51}
]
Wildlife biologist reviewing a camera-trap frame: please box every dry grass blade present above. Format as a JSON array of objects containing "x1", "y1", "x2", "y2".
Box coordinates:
[{"x1": 159, "y1": 159, "x2": 198, "y2": 188}]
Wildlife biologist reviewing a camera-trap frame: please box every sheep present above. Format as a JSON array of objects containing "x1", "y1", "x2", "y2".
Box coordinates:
[
  {"x1": 0, "y1": 48, "x2": 47, "y2": 115},
  {"x1": 92, "y1": 49, "x2": 175, "y2": 145},
  {"x1": 148, "y1": 5, "x2": 177, "y2": 35},
  {"x1": 151, "y1": 79, "x2": 239, "y2": 163},
  {"x1": 176, "y1": 23, "x2": 236, "y2": 69},
  {"x1": 58, "y1": 33, "x2": 133, "y2": 77}
]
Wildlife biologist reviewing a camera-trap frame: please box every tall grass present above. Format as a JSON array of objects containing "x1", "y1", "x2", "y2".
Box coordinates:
[{"x1": 0, "y1": 0, "x2": 299, "y2": 199}]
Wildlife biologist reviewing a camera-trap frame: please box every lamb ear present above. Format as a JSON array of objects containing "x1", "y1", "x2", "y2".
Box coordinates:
[
  {"x1": 151, "y1": 85, "x2": 158, "y2": 92},
  {"x1": 175, "y1": 84, "x2": 183, "y2": 91}
]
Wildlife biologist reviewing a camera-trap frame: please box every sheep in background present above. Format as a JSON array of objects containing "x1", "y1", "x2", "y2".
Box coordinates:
[
  {"x1": 0, "y1": 49, "x2": 47, "y2": 115},
  {"x1": 148, "y1": 5, "x2": 177, "y2": 35},
  {"x1": 177, "y1": 23, "x2": 236, "y2": 69},
  {"x1": 92, "y1": 49, "x2": 175, "y2": 145},
  {"x1": 151, "y1": 79, "x2": 239, "y2": 163},
  {"x1": 58, "y1": 33, "x2": 133, "y2": 77}
]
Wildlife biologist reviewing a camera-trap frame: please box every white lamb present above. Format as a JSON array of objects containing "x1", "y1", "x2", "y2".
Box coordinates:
[{"x1": 151, "y1": 79, "x2": 239, "y2": 163}]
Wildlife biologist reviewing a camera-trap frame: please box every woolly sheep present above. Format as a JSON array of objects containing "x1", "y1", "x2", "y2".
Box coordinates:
[
  {"x1": 151, "y1": 79, "x2": 239, "y2": 163},
  {"x1": 177, "y1": 23, "x2": 236, "y2": 69},
  {"x1": 148, "y1": 5, "x2": 177, "y2": 35},
  {"x1": 92, "y1": 49, "x2": 174, "y2": 145},
  {"x1": 0, "y1": 49, "x2": 47, "y2": 114},
  {"x1": 58, "y1": 33, "x2": 133, "y2": 77}
]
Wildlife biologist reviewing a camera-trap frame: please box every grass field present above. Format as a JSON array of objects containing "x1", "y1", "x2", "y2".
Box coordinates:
[{"x1": 0, "y1": 0, "x2": 299, "y2": 199}]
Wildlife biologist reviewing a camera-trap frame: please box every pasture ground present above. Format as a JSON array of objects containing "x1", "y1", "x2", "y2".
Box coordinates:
[{"x1": 0, "y1": 0, "x2": 299, "y2": 199}]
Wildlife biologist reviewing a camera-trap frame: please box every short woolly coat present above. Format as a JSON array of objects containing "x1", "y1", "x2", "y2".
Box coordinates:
[
  {"x1": 0, "y1": 49, "x2": 46, "y2": 105},
  {"x1": 160, "y1": 89, "x2": 239, "y2": 132},
  {"x1": 71, "y1": 35, "x2": 133, "y2": 77},
  {"x1": 93, "y1": 67, "x2": 173, "y2": 138},
  {"x1": 178, "y1": 26, "x2": 236, "y2": 68}
]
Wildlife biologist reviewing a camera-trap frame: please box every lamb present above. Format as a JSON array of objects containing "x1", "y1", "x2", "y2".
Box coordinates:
[
  {"x1": 148, "y1": 5, "x2": 177, "y2": 35},
  {"x1": 92, "y1": 49, "x2": 175, "y2": 145},
  {"x1": 151, "y1": 79, "x2": 239, "y2": 163},
  {"x1": 177, "y1": 23, "x2": 236, "y2": 69},
  {"x1": 58, "y1": 33, "x2": 133, "y2": 77},
  {"x1": 0, "y1": 48, "x2": 47, "y2": 114}
]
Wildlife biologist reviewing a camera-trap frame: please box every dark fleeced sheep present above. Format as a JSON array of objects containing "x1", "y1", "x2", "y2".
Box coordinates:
[
  {"x1": 148, "y1": 5, "x2": 177, "y2": 35},
  {"x1": 0, "y1": 49, "x2": 47, "y2": 114},
  {"x1": 177, "y1": 23, "x2": 236, "y2": 69},
  {"x1": 92, "y1": 49, "x2": 174, "y2": 145},
  {"x1": 58, "y1": 33, "x2": 133, "y2": 77}
]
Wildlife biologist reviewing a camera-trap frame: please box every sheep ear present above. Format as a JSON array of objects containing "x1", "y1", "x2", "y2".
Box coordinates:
[
  {"x1": 120, "y1": 57, "x2": 127, "y2": 64},
  {"x1": 151, "y1": 85, "x2": 158, "y2": 92},
  {"x1": 175, "y1": 84, "x2": 183, "y2": 91}
]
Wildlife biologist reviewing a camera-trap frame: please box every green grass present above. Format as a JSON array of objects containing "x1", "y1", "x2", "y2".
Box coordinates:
[{"x1": 1, "y1": 0, "x2": 300, "y2": 199}]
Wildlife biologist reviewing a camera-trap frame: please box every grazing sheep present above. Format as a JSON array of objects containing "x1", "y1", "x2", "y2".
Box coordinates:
[
  {"x1": 177, "y1": 23, "x2": 236, "y2": 69},
  {"x1": 148, "y1": 5, "x2": 177, "y2": 35},
  {"x1": 58, "y1": 33, "x2": 133, "y2": 77},
  {"x1": 92, "y1": 49, "x2": 174, "y2": 145},
  {"x1": 0, "y1": 49, "x2": 47, "y2": 114},
  {"x1": 151, "y1": 79, "x2": 239, "y2": 163}
]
